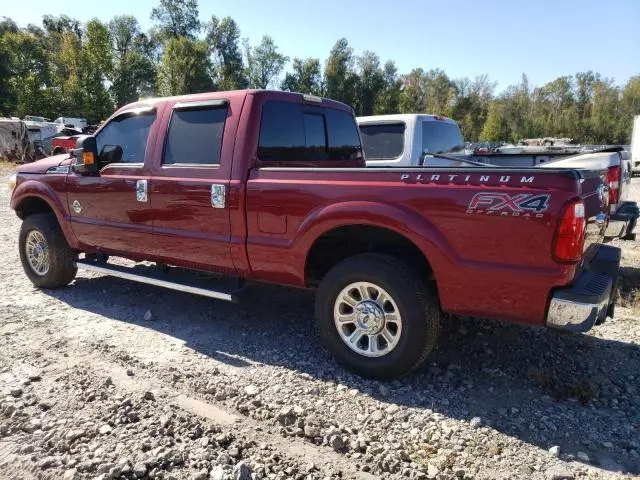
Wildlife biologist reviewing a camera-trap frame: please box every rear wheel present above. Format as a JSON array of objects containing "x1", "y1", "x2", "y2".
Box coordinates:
[
  {"x1": 19, "y1": 213, "x2": 77, "y2": 288},
  {"x1": 315, "y1": 253, "x2": 441, "y2": 379}
]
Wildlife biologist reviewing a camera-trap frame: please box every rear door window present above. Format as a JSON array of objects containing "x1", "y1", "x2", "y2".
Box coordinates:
[
  {"x1": 258, "y1": 100, "x2": 362, "y2": 163},
  {"x1": 163, "y1": 106, "x2": 227, "y2": 165},
  {"x1": 326, "y1": 109, "x2": 362, "y2": 160},
  {"x1": 258, "y1": 101, "x2": 305, "y2": 161},
  {"x1": 359, "y1": 123, "x2": 405, "y2": 160}
]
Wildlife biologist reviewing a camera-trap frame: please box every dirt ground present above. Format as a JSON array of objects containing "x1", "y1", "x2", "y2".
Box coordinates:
[{"x1": 0, "y1": 167, "x2": 639, "y2": 480}]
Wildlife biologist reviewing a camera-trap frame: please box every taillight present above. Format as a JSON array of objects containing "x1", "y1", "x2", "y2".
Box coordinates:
[
  {"x1": 607, "y1": 166, "x2": 620, "y2": 207},
  {"x1": 553, "y1": 200, "x2": 586, "y2": 263}
]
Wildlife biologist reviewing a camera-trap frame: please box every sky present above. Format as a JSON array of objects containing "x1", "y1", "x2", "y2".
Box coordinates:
[{"x1": 3, "y1": 0, "x2": 639, "y2": 92}]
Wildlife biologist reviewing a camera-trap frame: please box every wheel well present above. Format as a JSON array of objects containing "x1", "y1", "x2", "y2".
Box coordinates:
[
  {"x1": 305, "y1": 225, "x2": 434, "y2": 287},
  {"x1": 52, "y1": 147, "x2": 64, "y2": 155},
  {"x1": 15, "y1": 197, "x2": 55, "y2": 220}
]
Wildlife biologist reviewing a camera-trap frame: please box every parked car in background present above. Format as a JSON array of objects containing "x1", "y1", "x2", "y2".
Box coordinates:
[
  {"x1": 357, "y1": 113, "x2": 638, "y2": 243},
  {"x1": 51, "y1": 135, "x2": 81, "y2": 155},
  {"x1": 357, "y1": 114, "x2": 472, "y2": 167},
  {"x1": 9, "y1": 90, "x2": 621, "y2": 379},
  {"x1": 477, "y1": 148, "x2": 637, "y2": 241},
  {"x1": 632, "y1": 115, "x2": 640, "y2": 175},
  {"x1": 54, "y1": 117, "x2": 88, "y2": 131}
]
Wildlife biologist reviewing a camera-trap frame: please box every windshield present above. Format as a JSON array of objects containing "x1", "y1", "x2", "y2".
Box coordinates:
[
  {"x1": 359, "y1": 123, "x2": 404, "y2": 160},
  {"x1": 422, "y1": 121, "x2": 464, "y2": 154}
]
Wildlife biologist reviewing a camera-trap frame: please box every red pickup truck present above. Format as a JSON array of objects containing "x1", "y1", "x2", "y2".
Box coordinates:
[{"x1": 9, "y1": 90, "x2": 620, "y2": 379}]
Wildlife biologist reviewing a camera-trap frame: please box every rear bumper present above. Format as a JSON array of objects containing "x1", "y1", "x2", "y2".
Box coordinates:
[
  {"x1": 605, "y1": 201, "x2": 638, "y2": 241},
  {"x1": 546, "y1": 245, "x2": 621, "y2": 333}
]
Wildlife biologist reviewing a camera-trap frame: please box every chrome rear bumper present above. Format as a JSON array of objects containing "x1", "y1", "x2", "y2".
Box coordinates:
[
  {"x1": 605, "y1": 201, "x2": 638, "y2": 241},
  {"x1": 546, "y1": 245, "x2": 620, "y2": 333}
]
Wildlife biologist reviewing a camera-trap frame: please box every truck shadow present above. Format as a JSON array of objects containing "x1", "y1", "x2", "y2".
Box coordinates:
[{"x1": 44, "y1": 269, "x2": 640, "y2": 475}]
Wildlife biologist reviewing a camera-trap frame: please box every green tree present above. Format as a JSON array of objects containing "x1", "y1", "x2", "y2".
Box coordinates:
[
  {"x1": 205, "y1": 16, "x2": 247, "y2": 90},
  {"x1": 422, "y1": 68, "x2": 455, "y2": 116},
  {"x1": 109, "y1": 16, "x2": 156, "y2": 106},
  {"x1": 0, "y1": 17, "x2": 19, "y2": 114},
  {"x1": 451, "y1": 75, "x2": 495, "y2": 140},
  {"x1": 150, "y1": 0, "x2": 200, "y2": 40},
  {"x1": 374, "y1": 61, "x2": 402, "y2": 115},
  {"x1": 245, "y1": 35, "x2": 288, "y2": 89},
  {"x1": 480, "y1": 101, "x2": 510, "y2": 142},
  {"x1": 3, "y1": 30, "x2": 51, "y2": 117},
  {"x1": 399, "y1": 68, "x2": 426, "y2": 113},
  {"x1": 157, "y1": 36, "x2": 213, "y2": 96},
  {"x1": 354, "y1": 51, "x2": 384, "y2": 116},
  {"x1": 79, "y1": 19, "x2": 114, "y2": 122},
  {"x1": 618, "y1": 75, "x2": 640, "y2": 142},
  {"x1": 281, "y1": 57, "x2": 322, "y2": 94},
  {"x1": 324, "y1": 38, "x2": 358, "y2": 107}
]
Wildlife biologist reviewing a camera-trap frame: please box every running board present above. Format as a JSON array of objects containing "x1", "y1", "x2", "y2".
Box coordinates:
[{"x1": 75, "y1": 260, "x2": 237, "y2": 302}]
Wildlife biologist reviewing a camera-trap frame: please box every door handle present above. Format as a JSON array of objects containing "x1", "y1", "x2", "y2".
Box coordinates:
[
  {"x1": 136, "y1": 180, "x2": 148, "y2": 202},
  {"x1": 211, "y1": 184, "x2": 225, "y2": 208}
]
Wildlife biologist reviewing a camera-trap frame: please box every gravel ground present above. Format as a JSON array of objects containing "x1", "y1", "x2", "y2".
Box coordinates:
[{"x1": 0, "y1": 167, "x2": 639, "y2": 480}]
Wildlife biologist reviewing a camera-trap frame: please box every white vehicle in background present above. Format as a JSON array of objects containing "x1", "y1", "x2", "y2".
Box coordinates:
[
  {"x1": 632, "y1": 115, "x2": 640, "y2": 175},
  {"x1": 357, "y1": 114, "x2": 474, "y2": 167},
  {"x1": 53, "y1": 116, "x2": 88, "y2": 131},
  {"x1": 357, "y1": 113, "x2": 638, "y2": 242}
]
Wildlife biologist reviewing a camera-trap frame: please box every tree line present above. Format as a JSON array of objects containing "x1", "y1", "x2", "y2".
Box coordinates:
[{"x1": 1, "y1": 0, "x2": 638, "y2": 144}]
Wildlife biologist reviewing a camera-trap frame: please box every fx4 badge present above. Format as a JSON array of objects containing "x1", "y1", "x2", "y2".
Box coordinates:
[{"x1": 467, "y1": 192, "x2": 550, "y2": 217}]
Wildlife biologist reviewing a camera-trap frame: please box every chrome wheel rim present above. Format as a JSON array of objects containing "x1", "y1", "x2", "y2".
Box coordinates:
[
  {"x1": 25, "y1": 230, "x2": 50, "y2": 276},
  {"x1": 333, "y1": 282, "x2": 402, "y2": 357}
]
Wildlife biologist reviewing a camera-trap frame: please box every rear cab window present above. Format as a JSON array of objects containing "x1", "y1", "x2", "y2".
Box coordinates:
[
  {"x1": 359, "y1": 123, "x2": 405, "y2": 160},
  {"x1": 258, "y1": 100, "x2": 362, "y2": 165},
  {"x1": 422, "y1": 120, "x2": 464, "y2": 154},
  {"x1": 163, "y1": 101, "x2": 228, "y2": 165}
]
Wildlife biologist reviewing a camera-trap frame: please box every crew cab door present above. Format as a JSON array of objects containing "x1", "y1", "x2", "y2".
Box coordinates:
[
  {"x1": 147, "y1": 99, "x2": 236, "y2": 275},
  {"x1": 66, "y1": 107, "x2": 159, "y2": 255}
]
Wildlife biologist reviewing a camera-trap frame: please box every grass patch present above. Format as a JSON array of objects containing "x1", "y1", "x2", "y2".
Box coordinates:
[
  {"x1": 530, "y1": 368, "x2": 599, "y2": 405},
  {"x1": 618, "y1": 266, "x2": 640, "y2": 315},
  {"x1": 0, "y1": 159, "x2": 18, "y2": 169}
]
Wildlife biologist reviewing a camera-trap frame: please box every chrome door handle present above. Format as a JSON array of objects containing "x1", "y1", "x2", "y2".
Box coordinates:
[
  {"x1": 211, "y1": 184, "x2": 225, "y2": 208},
  {"x1": 136, "y1": 180, "x2": 148, "y2": 202}
]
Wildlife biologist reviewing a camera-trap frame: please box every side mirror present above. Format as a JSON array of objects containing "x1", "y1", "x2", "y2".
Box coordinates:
[
  {"x1": 99, "y1": 144, "x2": 123, "y2": 165},
  {"x1": 72, "y1": 135, "x2": 99, "y2": 175},
  {"x1": 620, "y1": 150, "x2": 630, "y2": 161}
]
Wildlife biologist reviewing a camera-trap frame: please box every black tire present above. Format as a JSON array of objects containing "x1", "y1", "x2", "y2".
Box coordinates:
[
  {"x1": 19, "y1": 213, "x2": 77, "y2": 288},
  {"x1": 315, "y1": 253, "x2": 441, "y2": 380},
  {"x1": 52, "y1": 147, "x2": 64, "y2": 155}
]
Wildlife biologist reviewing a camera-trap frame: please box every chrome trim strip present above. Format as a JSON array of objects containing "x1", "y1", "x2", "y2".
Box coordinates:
[{"x1": 75, "y1": 261, "x2": 234, "y2": 302}]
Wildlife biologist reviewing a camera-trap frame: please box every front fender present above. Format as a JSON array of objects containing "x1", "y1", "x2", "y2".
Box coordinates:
[
  {"x1": 11, "y1": 179, "x2": 78, "y2": 249},
  {"x1": 293, "y1": 200, "x2": 457, "y2": 284}
]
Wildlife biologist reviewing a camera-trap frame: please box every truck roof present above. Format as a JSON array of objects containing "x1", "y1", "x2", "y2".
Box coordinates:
[
  {"x1": 357, "y1": 113, "x2": 457, "y2": 125},
  {"x1": 116, "y1": 90, "x2": 353, "y2": 117}
]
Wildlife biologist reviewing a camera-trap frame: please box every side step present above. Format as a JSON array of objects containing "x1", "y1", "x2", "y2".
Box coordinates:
[{"x1": 75, "y1": 260, "x2": 238, "y2": 302}]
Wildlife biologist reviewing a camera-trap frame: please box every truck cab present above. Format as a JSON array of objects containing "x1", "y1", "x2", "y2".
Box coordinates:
[{"x1": 357, "y1": 114, "x2": 466, "y2": 167}]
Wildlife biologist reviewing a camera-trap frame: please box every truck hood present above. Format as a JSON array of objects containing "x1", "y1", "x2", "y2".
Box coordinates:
[{"x1": 17, "y1": 154, "x2": 73, "y2": 174}]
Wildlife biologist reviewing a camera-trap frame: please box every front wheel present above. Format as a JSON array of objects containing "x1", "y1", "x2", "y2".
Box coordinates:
[
  {"x1": 19, "y1": 213, "x2": 77, "y2": 288},
  {"x1": 315, "y1": 254, "x2": 441, "y2": 379}
]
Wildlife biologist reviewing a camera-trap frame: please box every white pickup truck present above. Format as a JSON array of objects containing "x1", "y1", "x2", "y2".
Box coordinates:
[{"x1": 357, "y1": 113, "x2": 638, "y2": 241}]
